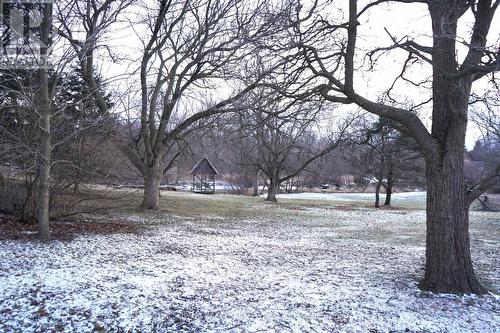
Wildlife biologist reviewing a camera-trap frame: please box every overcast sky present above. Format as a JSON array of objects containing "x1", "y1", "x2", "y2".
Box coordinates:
[{"x1": 93, "y1": 0, "x2": 499, "y2": 149}]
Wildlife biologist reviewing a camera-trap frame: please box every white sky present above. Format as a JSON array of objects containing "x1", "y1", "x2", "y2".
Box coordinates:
[{"x1": 92, "y1": 1, "x2": 500, "y2": 149}]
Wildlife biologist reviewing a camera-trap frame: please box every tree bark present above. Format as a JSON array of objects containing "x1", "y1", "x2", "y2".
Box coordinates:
[
  {"x1": 266, "y1": 172, "x2": 279, "y2": 202},
  {"x1": 419, "y1": 158, "x2": 486, "y2": 294},
  {"x1": 73, "y1": 138, "x2": 83, "y2": 193},
  {"x1": 384, "y1": 184, "x2": 392, "y2": 206},
  {"x1": 307, "y1": 0, "x2": 495, "y2": 294},
  {"x1": 252, "y1": 170, "x2": 259, "y2": 196},
  {"x1": 141, "y1": 164, "x2": 162, "y2": 210},
  {"x1": 416, "y1": 2, "x2": 487, "y2": 294},
  {"x1": 36, "y1": 3, "x2": 52, "y2": 242},
  {"x1": 37, "y1": 142, "x2": 50, "y2": 241},
  {"x1": 384, "y1": 173, "x2": 393, "y2": 206},
  {"x1": 374, "y1": 180, "x2": 382, "y2": 208}
]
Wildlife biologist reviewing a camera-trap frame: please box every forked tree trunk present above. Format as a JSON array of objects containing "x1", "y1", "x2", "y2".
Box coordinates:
[{"x1": 141, "y1": 163, "x2": 162, "y2": 210}]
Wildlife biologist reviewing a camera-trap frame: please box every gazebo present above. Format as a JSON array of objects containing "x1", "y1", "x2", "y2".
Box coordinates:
[{"x1": 190, "y1": 157, "x2": 218, "y2": 194}]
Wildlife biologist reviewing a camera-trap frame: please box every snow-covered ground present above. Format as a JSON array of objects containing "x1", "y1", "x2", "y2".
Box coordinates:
[
  {"x1": 276, "y1": 191, "x2": 427, "y2": 207},
  {"x1": 0, "y1": 193, "x2": 498, "y2": 332}
]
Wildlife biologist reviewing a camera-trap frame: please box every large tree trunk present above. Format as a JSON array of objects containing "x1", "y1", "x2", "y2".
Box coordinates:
[
  {"x1": 36, "y1": 3, "x2": 52, "y2": 242},
  {"x1": 419, "y1": 157, "x2": 485, "y2": 294},
  {"x1": 141, "y1": 162, "x2": 162, "y2": 210},
  {"x1": 266, "y1": 173, "x2": 279, "y2": 202},
  {"x1": 416, "y1": 2, "x2": 487, "y2": 294}
]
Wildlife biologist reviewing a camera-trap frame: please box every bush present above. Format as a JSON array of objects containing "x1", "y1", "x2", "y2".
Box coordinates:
[{"x1": 0, "y1": 180, "x2": 37, "y2": 219}]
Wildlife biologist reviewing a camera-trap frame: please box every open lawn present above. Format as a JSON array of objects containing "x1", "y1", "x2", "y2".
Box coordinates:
[{"x1": 0, "y1": 190, "x2": 499, "y2": 332}]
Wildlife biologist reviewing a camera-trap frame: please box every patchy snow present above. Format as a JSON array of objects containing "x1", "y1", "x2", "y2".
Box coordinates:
[
  {"x1": 0, "y1": 204, "x2": 498, "y2": 332},
  {"x1": 275, "y1": 191, "x2": 427, "y2": 206}
]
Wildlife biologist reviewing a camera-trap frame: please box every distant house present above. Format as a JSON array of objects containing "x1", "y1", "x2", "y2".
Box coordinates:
[{"x1": 190, "y1": 157, "x2": 219, "y2": 194}]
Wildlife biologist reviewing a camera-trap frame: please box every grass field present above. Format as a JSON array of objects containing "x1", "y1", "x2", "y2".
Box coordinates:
[{"x1": 0, "y1": 190, "x2": 498, "y2": 332}]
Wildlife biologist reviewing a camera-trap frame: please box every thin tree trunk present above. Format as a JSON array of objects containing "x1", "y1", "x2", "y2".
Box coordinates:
[
  {"x1": 73, "y1": 138, "x2": 83, "y2": 193},
  {"x1": 384, "y1": 184, "x2": 392, "y2": 206},
  {"x1": 0, "y1": 170, "x2": 5, "y2": 187},
  {"x1": 21, "y1": 177, "x2": 37, "y2": 221},
  {"x1": 37, "y1": 144, "x2": 50, "y2": 240},
  {"x1": 374, "y1": 180, "x2": 382, "y2": 208},
  {"x1": 36, "y1": 3, "x2": 52, "y2": 241},
  {"x1": 384, "y1": 173, "x2": 393, "y2": 206},
  {"x1": 252, "y1": 170, "x2": 259, "y2": 196}
]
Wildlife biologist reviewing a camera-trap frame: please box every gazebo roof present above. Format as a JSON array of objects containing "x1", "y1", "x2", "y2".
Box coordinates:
[{"x1": 190, "y1": 156, "x2": 219, "y2": 175}]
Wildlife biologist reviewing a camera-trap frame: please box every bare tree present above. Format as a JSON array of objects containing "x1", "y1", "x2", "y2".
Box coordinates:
[
  {"x1": 276, "y1": 0, "x2": 500, "y2": 293},
  {"x1": 0, "y1": 0, "x2": 123, "y2": 239},
  {"x1": 56, "y1": 0, "x2": 133, "y2": 113},
  {"x1": 471, "y1": 88, "x2": 500, "y2": 145},
  {"x1": 121, "y1": 0, "x2": 287, "y2": 209},
  {"x1": 469, "y1": 89, "x2": 500, "y2": 194},
  {"x1": 0, "y1": 69, "x2": 40, "y2": 219},
  {"x1": 58, "y1": 0, "x2": 300, "y2": 209},
  {"x1": 0, "y1": 63, "x2": 123, "y2": 218},
  {"x1": 231, "y1": 89, "x2": 350, "y2": 202},
  {"x1": 352, "y1": 117, "x2": 423, "y2": 208}
]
